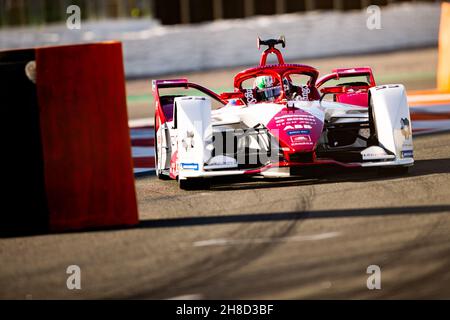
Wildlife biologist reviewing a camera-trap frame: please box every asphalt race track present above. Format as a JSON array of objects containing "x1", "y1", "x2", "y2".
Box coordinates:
[
  {"x1": 1, "y1": 48, "x2": 450, "y2": 299},
  {"x1": 137, "y1": 131, "x2": 450, "y2": 299},
  {"x1": 1, "y1": 131, "x2": 450, "y2": 299}
]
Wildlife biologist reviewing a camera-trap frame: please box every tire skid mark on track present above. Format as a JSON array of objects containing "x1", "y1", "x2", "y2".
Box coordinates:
[
  {"x1": 32, "y1": 133, "x2": 450, "y2": 299},
  {"x1": 306, "y1": 219, "x2": 450, "y2": 299},
  {"x1": 133, "y1": 163, "x2": 449, "y2": 297},
  {"x1": 295, "y1": 179, "x2": 450, "y2": 298},
  {"x1": 139, "y1": 185, "x2": 309, "y2": 218},
  {"x1": 222, "y1": 211, "x2": 450, "y2": 299},
  {"x1": 387, "y1": 246, "x2": 450, "y2": 299},
  {"x1": 373, "y1": 213, "x2": 450, "y2": 299},
  {"x1": 125, "y1": 188, "x2": 316, "y2": 299}
]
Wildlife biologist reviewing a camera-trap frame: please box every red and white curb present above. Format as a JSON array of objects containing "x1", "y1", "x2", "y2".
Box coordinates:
[
  {"x1": 408, "y1": 93, "x2": 450, "y2": 135},
  {"x1": 129, "y1": 118, "x2": 155, "y2": 176}
]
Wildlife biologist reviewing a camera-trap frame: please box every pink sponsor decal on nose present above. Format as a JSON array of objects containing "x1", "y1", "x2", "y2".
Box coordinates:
[{"x1": 266, "y1": 107, "x2": 323, "y2": 153}]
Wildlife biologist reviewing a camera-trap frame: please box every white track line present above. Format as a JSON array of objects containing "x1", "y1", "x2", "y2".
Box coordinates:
[
  {"x1": 128, "y1": 117, "x2": 154, "y2": 128},
  {"x1": 193, "y1": 231, "x2": 340, "y2": 247}
]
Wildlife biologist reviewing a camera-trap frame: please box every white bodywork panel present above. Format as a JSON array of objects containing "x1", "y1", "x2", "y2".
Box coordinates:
[
  {"x1": 370, "y1": 85, "x2": 414, "y2": 160},
  {"x1": 175, "y1": 97, "x2": 212, "y2": 180}
]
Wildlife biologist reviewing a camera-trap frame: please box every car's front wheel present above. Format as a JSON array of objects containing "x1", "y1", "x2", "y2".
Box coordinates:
[
  {"x1": 379, "y1": 166, "x2": 409, "y2": 175},
  {"x1": 179, "y1": 178, "x2": 210, "y2": 190},
  {"x1": 154, "y1": 122, "x2": 171, "y2": 180}
]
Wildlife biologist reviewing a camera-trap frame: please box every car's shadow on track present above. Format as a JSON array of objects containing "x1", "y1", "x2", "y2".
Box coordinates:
[
  {"x1": 138, "y1": 204, "x2": 450, "y2": 229},
  {"x1": 133, "y1": 157, "x2": 450, "y2": 229},
  {"x1": 4, "y1": 159, "x2": 448, "y2": 238},
  {"x1": 208, "y1": 157, "x2": 450, "y2": 191}
]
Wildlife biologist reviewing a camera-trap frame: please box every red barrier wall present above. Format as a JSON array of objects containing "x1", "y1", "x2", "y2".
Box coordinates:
[{"x1": 0, "y1": 42, "x2": 138, "y2": 235}]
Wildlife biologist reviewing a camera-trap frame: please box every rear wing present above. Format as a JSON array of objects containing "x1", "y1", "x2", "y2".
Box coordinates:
[
  {"x1": 152, "y1": 79, "x2": 226, "y2": 129},
  {"x1": 152, "y1": 78, "x2": 188, "y2": 89},
  {"x1": 152, "y1": 79, "x2": 225, "y2": 103}
]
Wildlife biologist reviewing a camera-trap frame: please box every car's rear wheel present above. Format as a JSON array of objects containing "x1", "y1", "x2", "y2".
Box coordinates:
[
  {"x1": 368, "y1": 95, "x2": 379, "y2": 146},
  {"x1": 154, "y1": 120, "x2": 171, "y2": 180},
  {"x1": 155, "y1": 146, "x2": 171, "y2": 180}
]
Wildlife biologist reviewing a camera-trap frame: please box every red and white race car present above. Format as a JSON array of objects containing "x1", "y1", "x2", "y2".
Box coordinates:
[{"x1": 152, "y1": 37, "x2": 414, "y2": 189}]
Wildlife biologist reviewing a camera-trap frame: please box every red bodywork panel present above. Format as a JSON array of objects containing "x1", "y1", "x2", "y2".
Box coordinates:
[
  {"x1": 317, "y1": 67, "x2": 376, "y2": 107},
  {"x1": 259, "y1": 46, "x2": 286, "y2": 66}
]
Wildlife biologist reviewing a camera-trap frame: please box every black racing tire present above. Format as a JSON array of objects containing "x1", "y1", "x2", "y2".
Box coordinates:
[
  {"x1": 154, "y1": 123, "x2": 171, "y2": 180},
  {"x1": 179, "y1": 178, "x2": 211, "y2": 190},
  {"x1": 157, "y1": 170, "x2": 171, "y2": 180},
  {"x1": 368, "y1": 95, "x2": 379, "y2": 146}
]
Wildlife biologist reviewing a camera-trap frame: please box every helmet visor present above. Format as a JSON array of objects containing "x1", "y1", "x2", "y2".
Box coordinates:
[{"x1": 260, "y1": 86, "x2": 281, "y2": 101}]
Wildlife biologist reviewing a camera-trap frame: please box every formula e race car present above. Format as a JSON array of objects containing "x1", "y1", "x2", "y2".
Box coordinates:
[{"x1": 152, "y1": 37, "x2": 414, "y2": 189}]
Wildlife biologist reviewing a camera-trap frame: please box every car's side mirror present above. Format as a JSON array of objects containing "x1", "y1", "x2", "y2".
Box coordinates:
[
  {"x1": 320, "y1": 86, "x2": 347, "y2": 95},
  {"x1": 319, "y1": 86, "x2": 347, "y2": 103}
]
